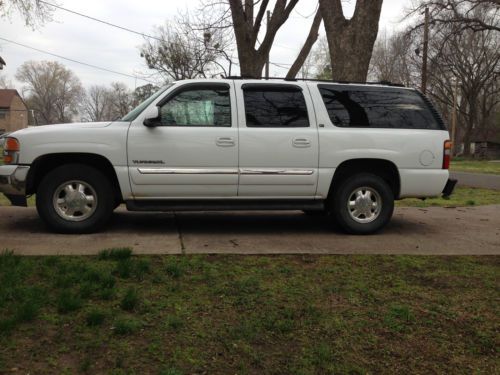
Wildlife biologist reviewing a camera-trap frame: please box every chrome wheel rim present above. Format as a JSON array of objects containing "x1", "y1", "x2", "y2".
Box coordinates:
[
  {"x1": 347, "y1": 186, "x2": 382, "y2": 224},
  {"x1": 53, "y1": 180, "x2": 97, "y2": 222}
]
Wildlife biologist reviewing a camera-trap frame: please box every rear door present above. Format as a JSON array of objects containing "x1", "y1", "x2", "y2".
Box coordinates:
[{"x1": 234, "y1": 81, "x2": 319, "y2": 197}]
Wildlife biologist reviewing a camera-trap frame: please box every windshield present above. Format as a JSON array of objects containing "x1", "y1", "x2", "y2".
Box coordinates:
[{"x1": 121, "y1": 84, "x2": 174, "y2": 121}]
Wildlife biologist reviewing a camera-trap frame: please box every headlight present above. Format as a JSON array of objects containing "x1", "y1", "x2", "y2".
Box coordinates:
[{"x1": 2, "y1": 137, "x2": 20, "y2": 164}]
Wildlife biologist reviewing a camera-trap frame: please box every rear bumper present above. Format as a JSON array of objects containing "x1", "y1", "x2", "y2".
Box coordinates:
[
  {"x1": 442, "y1": 178, "x2": 457, "y2": 197},
  {"x1": 0, "y1": 165, "x2": 29, "y2": 206}
]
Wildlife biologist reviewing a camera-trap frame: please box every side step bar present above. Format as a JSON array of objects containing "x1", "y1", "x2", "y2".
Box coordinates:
[{"x1": 126, "y1": 199, "x2": 325, "y2": 212}]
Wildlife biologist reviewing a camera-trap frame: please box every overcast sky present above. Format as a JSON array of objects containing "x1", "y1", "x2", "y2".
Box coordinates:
[{"x1": 0, "y1": 0, "x2": 412, "y2": 92}]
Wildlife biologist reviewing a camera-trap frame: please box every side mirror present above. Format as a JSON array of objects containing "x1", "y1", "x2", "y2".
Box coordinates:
[{"x1": 143, "y1": 106, "x2": 160, "y2": 127}]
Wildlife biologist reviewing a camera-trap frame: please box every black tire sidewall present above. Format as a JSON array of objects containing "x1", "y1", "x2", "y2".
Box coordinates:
[
  {"x1": 331, "y1": 173, "x2": 394, "y2": 234},
  {"x1": 36, "y1": 164, "x2": 114, "y2": 233}
]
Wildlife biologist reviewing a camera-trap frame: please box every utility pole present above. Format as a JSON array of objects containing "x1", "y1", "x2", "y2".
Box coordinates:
[
  {"x1": 451, "y1": 79, "x2": 459, "y2": 156},
  {"x1": 421, "y1": 7, "x2": 429, "y2": 94},
  {"x1": 265, "y1": 10, "x2": 271, "y2": 79}
]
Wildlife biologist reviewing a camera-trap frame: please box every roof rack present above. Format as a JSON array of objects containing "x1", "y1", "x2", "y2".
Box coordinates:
[{"x1": 224, "y1": 76, "x2": 405, "y2": 87}]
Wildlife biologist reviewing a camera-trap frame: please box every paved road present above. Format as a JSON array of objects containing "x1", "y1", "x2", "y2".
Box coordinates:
[
  {"x1": 451, "y1": 171, "x2": 500, "y2": 189},
  {"x1": 1, "y1": 205, "x2": 499, "y2": 256}
]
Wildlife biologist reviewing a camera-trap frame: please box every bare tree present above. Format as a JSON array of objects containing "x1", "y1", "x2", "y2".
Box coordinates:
[
  {"x1": 133, "y1": 83, "x2": 160, "y2": 106},
  {"x1": 107, "y1": 82, "x2": 133, "y2": 120},
  {"x1": 286, "y1": 9, "x2": 323, "y2": 79},
  {"x1": 409, "y1": 0, "x2": 500, "y2": 33},
  {"x1": 369, "y1": 32, "x2": 416, "y2": 86},
  {"x1": 141, "y1": 9, "x2": 232, "y2": 81},
  {"x1": 0, "y1": 74, "x2": 12, "y2": 88},
  {"x1": 16, "y1": 60, "x2": 83, "y2": 125},
  {"x1": 228, "y1": 0, "x2": 300, "y2": 78},
  {"x1": 0, "y1": 0, "x2": 55, "y2": 28},
  {"x1": 319, "y1": 0, "x2": 383, "y2": 81},
  {"x1": 428, "y1": 23, "x2": 500, "y2": 154},
  {"x1": 402, "y1": 3, "x2": 500, "y2": 154},
  {"x1": 82, "y1": 85, "x2": 112, "y2": 122}
]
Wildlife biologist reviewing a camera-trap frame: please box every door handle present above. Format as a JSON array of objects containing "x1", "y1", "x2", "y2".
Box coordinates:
[
  {"x1": 292, "y1": 137, "x2": 311, "y2": 148},
  {"x1": 216, "y1": 137, "x2": 236, "y2": 147}
]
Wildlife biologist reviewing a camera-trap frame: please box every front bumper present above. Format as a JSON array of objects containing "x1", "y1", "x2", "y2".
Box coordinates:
[
  {"x1": 442, "y1": 178, "x2": 457, "y2": 197},
  {"x1": 0, "y1": 165, "x2": 30, "y2": 205}
]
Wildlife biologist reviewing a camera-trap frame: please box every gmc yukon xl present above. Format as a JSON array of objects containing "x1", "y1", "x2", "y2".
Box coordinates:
[{"x1": 0, "y1": 78, "x2": 456, "y2": 234}]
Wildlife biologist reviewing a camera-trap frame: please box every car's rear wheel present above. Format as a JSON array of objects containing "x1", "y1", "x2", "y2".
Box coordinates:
[
  {"x1": 36, "y1": 164, "x2": 114, "y2": 233},
  {"x1": 329, "y1": 173, "x2": 394, "y2": 234}
]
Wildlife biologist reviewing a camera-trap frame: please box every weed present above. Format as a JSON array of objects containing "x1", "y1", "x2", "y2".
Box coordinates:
[
  {"x1": 384, "y1": 304, "x2": 415, "y2": 332},
  {"x1": 98, "y1": 248, "x2": 132, "y2": 261},
  {"x1": 134, "y1": 258, "x2": 151, "y2": 280},
  {"x1": 57, "y1": 290, "x2": 83, "y2": 313},
  {"x1": 114, "y1": 317, "x2": 141, "y2": 335},
  {"x1": 165, "y1": 315, "x2": 184, "y2": 332},
  {"x1": 120, "y1": 288, "x2": 139, "y2": 311},
  {"x1": 86, "y1": 308, "x2": 106, "y2": 326},
  {"x1": 160, "y1": 367, "x2": 183, "y2": 375},
  {"x1": 165, "y1": 261, "x2": 184, "y2": 279},
  {"x1": 115, "y1": 259, "x2": 133, "y2": 279}
]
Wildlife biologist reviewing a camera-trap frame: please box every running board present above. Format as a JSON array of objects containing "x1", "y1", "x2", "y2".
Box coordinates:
[{"x1": 126, "y1": 199, "x2": 325, "y2": 212}]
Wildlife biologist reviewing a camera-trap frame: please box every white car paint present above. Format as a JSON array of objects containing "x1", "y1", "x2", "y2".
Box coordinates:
[{"x1": 4, "y1": 78, "x2": 450, "y2": 202}]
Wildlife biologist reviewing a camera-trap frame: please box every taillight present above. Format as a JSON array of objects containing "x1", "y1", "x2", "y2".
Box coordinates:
[
  {"x1": 443, "y1": 140, "x2": 452, "y2": 169},
  {"x1": 2, "y1": 137, "x2": 20, "y2": 164}
]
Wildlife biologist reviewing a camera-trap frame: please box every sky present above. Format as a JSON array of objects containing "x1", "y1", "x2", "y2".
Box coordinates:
[{"x1": 0, "y1": 0, "x2": 412, "y2": 92}]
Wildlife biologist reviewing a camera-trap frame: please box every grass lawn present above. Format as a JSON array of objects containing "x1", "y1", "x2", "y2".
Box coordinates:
[
  {"x1": 396, "y1": 186, "x2": 500, "y2": 208},
  {"x1": 451, "y1": 159, "x2": 500, "y2": 175},
  {"x1": 0, "y1": 249, "x2": 498, "y2": 374}
]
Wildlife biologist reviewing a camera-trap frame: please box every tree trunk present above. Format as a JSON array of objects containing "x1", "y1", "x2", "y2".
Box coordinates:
[
  {"x1": 319, "y1": 0, "x2": 383, "y2": 82},
  {"x1": 228, "y1": 0, "x2": 299, "y2": 78},
  {"x1": 286, "y1": 9, "x2": 322, "y2": 79}
]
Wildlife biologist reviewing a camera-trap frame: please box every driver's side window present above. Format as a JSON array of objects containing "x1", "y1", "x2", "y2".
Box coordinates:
[{"x1": 159, "y1": 86, "x2": 231, "y2": 127}]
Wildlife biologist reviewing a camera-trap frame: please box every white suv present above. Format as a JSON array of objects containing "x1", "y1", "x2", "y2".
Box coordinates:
[{"x1": 0, "y1": 78, "x2": 456, "y2": 234}]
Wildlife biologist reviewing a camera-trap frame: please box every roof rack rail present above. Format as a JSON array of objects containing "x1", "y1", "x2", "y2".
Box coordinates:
[{"x1": 224, "y1": 76, "x2": 405, "y2": 87}]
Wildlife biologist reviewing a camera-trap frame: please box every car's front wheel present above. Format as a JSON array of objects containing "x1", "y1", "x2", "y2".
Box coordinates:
[
  {"x1": 329, "y1": 173, "x2": 394, "y2": 234},
  {"x1": 36, "y1": 164, "x2": 114, "y2": 233}
]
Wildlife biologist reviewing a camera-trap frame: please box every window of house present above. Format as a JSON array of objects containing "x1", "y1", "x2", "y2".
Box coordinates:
[
  {"x1": 0, "y1": 109, "x2": 7, "y2": 119},
  {"x1": 243, "y1": 87, "x2": 310, "y2": 128}
]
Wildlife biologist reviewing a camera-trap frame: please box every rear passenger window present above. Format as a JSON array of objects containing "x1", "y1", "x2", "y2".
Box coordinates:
[
  {"x1": 243, "y1": 87, "x2": 309, "y2": 127},
  {"x1": 319, "y1": 85, "x2": 443, "y2": 130}
]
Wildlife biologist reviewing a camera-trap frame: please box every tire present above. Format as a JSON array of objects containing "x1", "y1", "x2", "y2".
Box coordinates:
[
  {"x1": 329, "y1": 173, "x2": 394, "y2": 234},
  {"x1": 36, "y1": 164, "x2": 114, "y2": 233}
]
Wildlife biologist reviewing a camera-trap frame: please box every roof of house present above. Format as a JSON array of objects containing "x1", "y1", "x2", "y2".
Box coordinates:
[{"x1": 0, "y1": 89, "x2": 25, "y2": 109}]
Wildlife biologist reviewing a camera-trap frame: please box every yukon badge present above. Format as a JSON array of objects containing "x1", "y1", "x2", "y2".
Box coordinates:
[{"x1": 132, "y1": 160, "x2": 165, "y2": 164}]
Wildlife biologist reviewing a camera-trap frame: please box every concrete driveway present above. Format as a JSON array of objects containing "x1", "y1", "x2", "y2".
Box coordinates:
[
  {"x1": 1, "y1": 205, "x2": 499, "y2": 256},
  {"x1": 451, "y1": 171, "x2": 500, "y2": 190}
]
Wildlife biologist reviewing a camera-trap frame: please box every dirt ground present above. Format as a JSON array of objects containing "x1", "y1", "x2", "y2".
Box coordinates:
[{"x1": 0, "y1": 205, "x2": 498, "y2": 255}]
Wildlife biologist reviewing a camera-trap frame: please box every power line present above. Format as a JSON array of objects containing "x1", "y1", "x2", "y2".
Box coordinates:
[
  {"x1": 0, "y1": 37, "x2": 154, "y2": 84},
  {"x1": 35, "y1": 2, "x2": 295, "y2": 74},
  {"x1": 39, "y1": 0, "x2": 164, "y2": 42}
]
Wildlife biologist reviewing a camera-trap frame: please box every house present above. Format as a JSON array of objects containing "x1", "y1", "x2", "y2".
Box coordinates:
[
  {"x1": 0, "y1": 89, "x2": 29, "y2": 134},
  {"x1": 471, "y1": 140, "x2": 500, "y2": 160}
]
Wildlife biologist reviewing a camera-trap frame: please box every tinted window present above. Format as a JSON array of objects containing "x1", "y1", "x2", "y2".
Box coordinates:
[
  {"x1": 159, "y1": 87, "x2": 231, "y2": 127},
  {"x1": 243, "y1": 88, "x2": 309, "y2": 127},
  {"x1": 319, "y1": 85, "x2": 442, "y2": 129}
]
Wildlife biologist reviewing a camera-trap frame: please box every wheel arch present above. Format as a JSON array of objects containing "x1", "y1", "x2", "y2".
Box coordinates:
[
  {"x1": 328, "y1": 158, "x2": 401, "y2": 199},
  {"x1": 26, "y1": 153, "x2": 123, "y2": 203}
]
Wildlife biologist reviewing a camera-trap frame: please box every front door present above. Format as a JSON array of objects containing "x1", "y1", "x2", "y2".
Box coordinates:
[{"x1": 127, "y1": 82, "x2": 238, "y2": 199}]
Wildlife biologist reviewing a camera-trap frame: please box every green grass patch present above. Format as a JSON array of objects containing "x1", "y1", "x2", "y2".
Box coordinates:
[
  {"x1": 120, "y1": 288, "x2": 139, "y2": 311},
  {"x1": 114, "y1": 316, "x2": 141, "y2": 335},
  {"x1": 451, "y1": 159, "x2": 500, "y2": 175},
  {"x1": 398, "y1": 186, "x2": 500, "y2": 208},
  {"x1": 0, "y1": 251, "x2": 497, "y2": 374}
]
